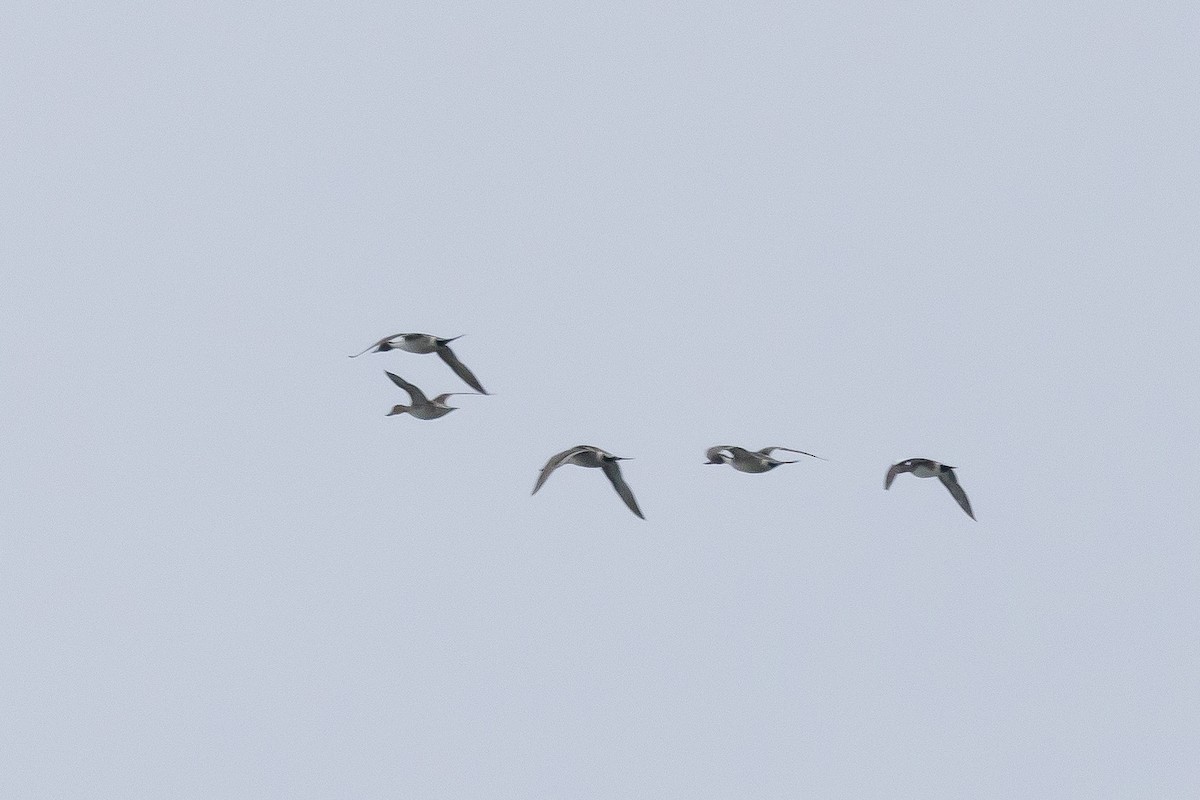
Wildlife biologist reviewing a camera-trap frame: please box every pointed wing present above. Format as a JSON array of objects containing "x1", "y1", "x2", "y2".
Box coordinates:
[
  {"x1": 384, "y1": 371, "x2": 427, "y2": 404},
  {"x1": 349, "y1": 333, "x2": 401, "y2": 358},
  {"x1": 437, "y1": 345, "x2": 488, "y2": 394},
  {"x1": 532, "y1": 446, "x2": 590, "y2": 495},
  {"x1": 884, "y1": 462, "x2": 904, "y2": 489},
  {"x1": 601, "y1": 460, "x2": 645, "y2": 519},
  {"x1": 705, "y1": 446, "x2": 734, "y2": 463},
  {"x1": 759, "y1": 446, "x2": 827, "y2": 461},
  {"x1": 938, "y1": 470, "x2": 975, "y2": 520}
]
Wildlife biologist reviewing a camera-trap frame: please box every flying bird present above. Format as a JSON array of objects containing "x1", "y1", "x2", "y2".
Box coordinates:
[
  {"x1": 704, "y1": 445, "x2": 826, "y2": 473},
  {"x1": 350, "y1": 333, "x2": 488, "y2": 395},
  {"x1": 532, "y1": 445, "x2": 644, "y2": 519},
  {"x1": 383, "y1": 371, "x2": 470, "y2": 420},
  {"x1": 884, "y1": 458, "x2": 975, "y2": 519}
]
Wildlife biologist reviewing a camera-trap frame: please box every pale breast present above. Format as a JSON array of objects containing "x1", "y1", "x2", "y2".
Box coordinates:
[
  {"x1": 409, "y1": 405, "x2": 453, "y2": 420},
  {"x1": 731, "y1": 454, "x2": 773, "y2": 473},
  {"x1": 396, "y1": 334, "x2": 439, "y2": 354}
]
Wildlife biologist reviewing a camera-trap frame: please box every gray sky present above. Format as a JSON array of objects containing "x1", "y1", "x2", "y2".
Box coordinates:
[{"x1": 4, "y1": 1, "x2": 1198, "y2": 797}]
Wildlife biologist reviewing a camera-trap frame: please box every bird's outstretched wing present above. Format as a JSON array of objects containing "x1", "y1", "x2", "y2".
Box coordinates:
[
  {"x1": 385, "y1": 371, "x2": 427, "y2": 405},
  {"x1": 532, "y1": 446, "x2": 590, "y2": 495},
  {"x1": 705, "y1": 446, "x2": 734, "y2": 463},
  {"x1": 885, "y1": 463, "x2": 904, "y2": 489},
  {"x1": 759, "y1": 446, "x2": 826, "y2": 461},
  {"x1": 436, "y1": 345, "x2": 488, "y2": 394},
  {"x1": 601, "y1": 460, "x2": 645, "y2": 519},
  {"x1": 938, "y1": 470, "x2": 975, "y2": 520},
  {"x1": 349, "y1": 334, "x2": 401, "y2": 358}
]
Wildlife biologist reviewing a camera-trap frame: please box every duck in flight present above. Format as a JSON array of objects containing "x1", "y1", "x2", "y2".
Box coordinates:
[
  {"x1": 383, "y1": 371, "x2": 470, "y2": 420},
  {"x1": 704, "y1": 445, "x2": 826, "y2": 473},
  {"x1": 884, "y1": 458, "x2": 975, "y2": 520},
  {"x1": 532, "y1": 445, "x2": 644, "y2": 519},
  {"x1": 350, "y1": 333, "x2": 488, "y2": 395}
]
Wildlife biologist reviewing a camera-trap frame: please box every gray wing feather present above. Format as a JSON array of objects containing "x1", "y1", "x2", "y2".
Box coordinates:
[
  {"x1": 349, "y1": 334, "x2": 401, "y2": 358},
  {"x1": 437, "y1": 346, "x2": 488, "y2": 394},
  {"x1": 385, "y1": 371, "x2": 427, "y2": 405},
  {"x1": 884, "y1": 463, "x2": 903, "y2": 489},
  {"x1": 938, "y1": 470, "x2": 975, "y2": 520},
  {"x1": 759, "y1": 446, "x2": 827, "y2": 461},
  {"x1": 532, "y1": 446, "x2": 589, "y2": 495},
  {"x1": 601, "y1": 460, "x2": 645, "y2": 519},
  {"x1": 705, "y1": 446, "x2": 733, "y2": 463}
]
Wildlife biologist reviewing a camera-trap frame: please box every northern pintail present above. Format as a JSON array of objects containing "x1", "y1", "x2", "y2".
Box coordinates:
[
  {"x1": 532, "y1": 445, "x2": 644, "y2": 519},
  {"x1": 884, "y1": 458, "x2": 975, "y2": 520},
  {"x1": 704, "y1": 445, "x2": 826, "y2": 473},
  {"x1": 350, "y1": 333, "x2": 488, "y2": 395},
  {"x1": 383, "y1": 371, "x2": 469, "y2": 420}
]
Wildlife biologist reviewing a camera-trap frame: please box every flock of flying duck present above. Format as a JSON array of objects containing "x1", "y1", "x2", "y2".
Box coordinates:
[{"x1": 350, "y1": 331, "x2": 976, "y2": 522}]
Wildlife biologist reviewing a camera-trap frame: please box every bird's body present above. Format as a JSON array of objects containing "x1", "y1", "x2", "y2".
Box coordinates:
[
  {"x1": 533, "y1": 445, "x2": 644, "y2": 519},
  {"x1": 383, "y1": 371, "x2": 466, "y2": 420},
  {"x1": 884, "y1": 458, "x2": 975, "y2": 519},
  {"x1": 705, "y1": 445, "x2": 825, "y2": 473},
  {"x1": 350, "y1": 333, "x2": 488, "y2": 394}
]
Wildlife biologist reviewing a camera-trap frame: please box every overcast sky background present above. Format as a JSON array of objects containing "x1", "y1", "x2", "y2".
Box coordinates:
[{"x1": 3, "y1": 1, "x2": 1199, "y2": 797}]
